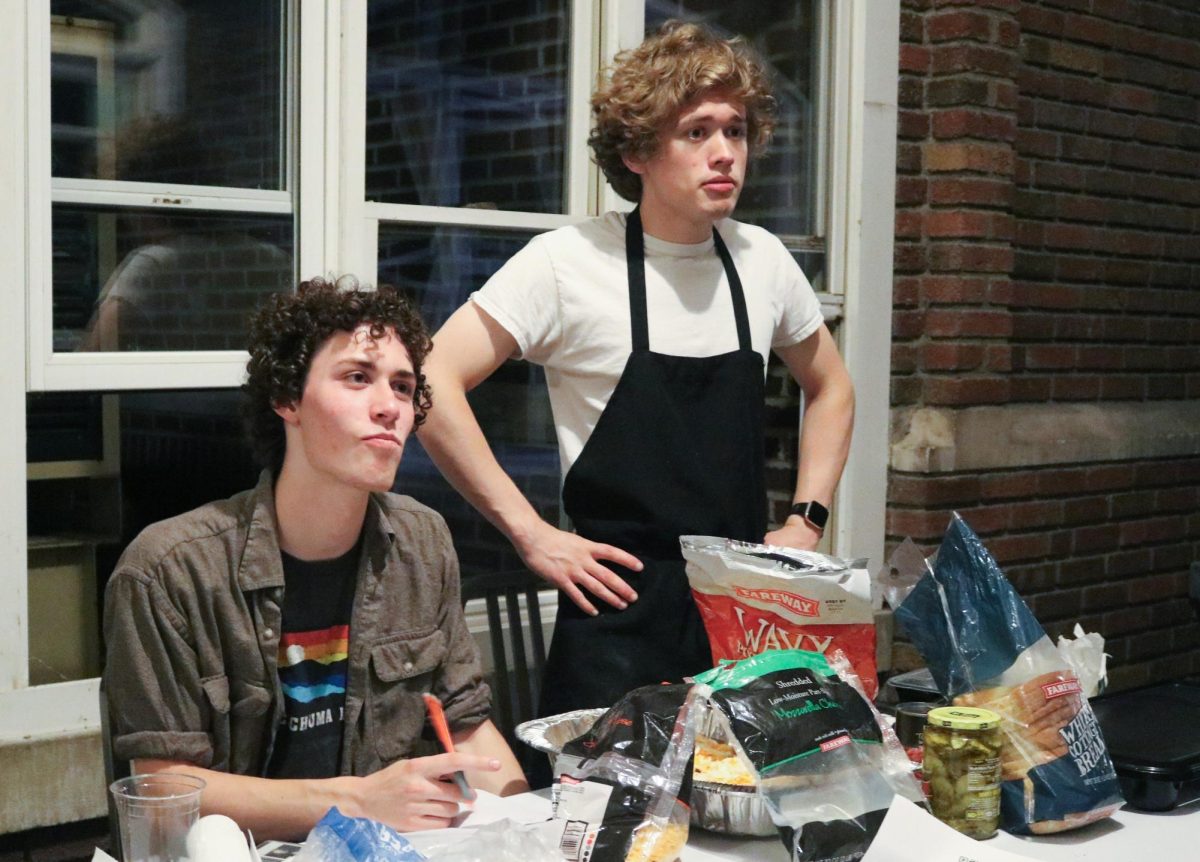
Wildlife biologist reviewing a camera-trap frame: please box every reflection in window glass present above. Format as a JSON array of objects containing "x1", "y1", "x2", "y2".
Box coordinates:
[
  {"x1": 365, "y1": 0, "x2": 569, "y2": 213},
  {"x1": 50, "y1": 1, "x2": 285, "y2": 189},
  {"x1": 26, "y1": 388, "x2": 256, "y2": 684},
  {"x1": 53, "y1": 206, "x2": 294, "y2": 352},
  {"x1": 796, "y1": 251, "x2": 827, "y2": 295},
  {"x1": 646, "y1": 2, "x2": 821, "y2": 239},
  {"x1": 378, "y1": 225, "x2": 559, "y2": 576}
]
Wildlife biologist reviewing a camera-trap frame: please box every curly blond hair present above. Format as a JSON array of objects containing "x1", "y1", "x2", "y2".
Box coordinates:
[{"x1": 589, "y1": 21, "x2": 777, "y2": 203}]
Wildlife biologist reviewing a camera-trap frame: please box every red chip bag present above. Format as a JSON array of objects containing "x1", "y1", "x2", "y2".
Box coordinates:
[{"x1": 681, "y1": 536, "x2": 878, "y2": 699}]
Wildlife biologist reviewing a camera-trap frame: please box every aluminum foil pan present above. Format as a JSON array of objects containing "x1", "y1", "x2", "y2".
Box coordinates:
[
  {"x1": 516, "y1": 707, "x2": 607, "y2": 760},
  {"x1": 690, "y1": 779, "x2": 776, "y2": 836},
  {"x1": 516, "y1": 707, "x2": 776, "y2": 837}
]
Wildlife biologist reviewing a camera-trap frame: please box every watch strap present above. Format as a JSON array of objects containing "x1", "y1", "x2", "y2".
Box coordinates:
[{"x1": 789, "y1": 500, "x2": 829, "y2": 530}]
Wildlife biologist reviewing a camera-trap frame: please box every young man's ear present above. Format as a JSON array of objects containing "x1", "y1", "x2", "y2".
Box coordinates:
[
  {"x1": 274, "y1": 400, "x2": 300, "y2": 426},
  {"x1": 621, "y1": 153, "x2": 647, "y2": 176}
]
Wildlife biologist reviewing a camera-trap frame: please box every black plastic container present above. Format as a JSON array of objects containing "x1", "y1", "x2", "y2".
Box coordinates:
[
  {"x1": 1091, "y1": 678, "x2": 1200, "y2": 811},
  {"x1": 881, "y1": 667, "x2": 945, "y2": 705}
]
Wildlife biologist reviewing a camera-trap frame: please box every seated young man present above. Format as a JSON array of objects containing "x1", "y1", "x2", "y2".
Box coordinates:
[{"x1": 102, "y1": 278, "x2": 527, "y2": 839}]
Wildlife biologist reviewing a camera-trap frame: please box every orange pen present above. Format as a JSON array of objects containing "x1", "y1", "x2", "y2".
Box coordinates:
[{"x1": 422, "y1": 693, "x2": 475, "y2": 801}]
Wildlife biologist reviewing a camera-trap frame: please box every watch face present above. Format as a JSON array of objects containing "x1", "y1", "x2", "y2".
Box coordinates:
[{"x1": 793, "y1": 501, "x2": 829, "y2": 529}]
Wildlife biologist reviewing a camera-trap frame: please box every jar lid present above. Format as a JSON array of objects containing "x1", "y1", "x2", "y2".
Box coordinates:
[{"x1": 927, "y1": 706, "x2": 1001, "y2": 730}]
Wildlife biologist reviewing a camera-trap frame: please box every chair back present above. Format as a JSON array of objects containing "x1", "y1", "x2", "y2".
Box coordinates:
[
  {"x1": 99, "y1": 678, "x2": 130, "y2": 858},
  {"x1": 460, "y1": 569, "x2": 548, "y2": 742}
]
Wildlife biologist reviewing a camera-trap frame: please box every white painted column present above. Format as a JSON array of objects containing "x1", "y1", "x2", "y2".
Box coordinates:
[
  {"x1": 834, "y1": 0, "x2": 900, "y2": 573},
  {"x1": 0, "y1": 0, "x2": 30, "y2": 695}
]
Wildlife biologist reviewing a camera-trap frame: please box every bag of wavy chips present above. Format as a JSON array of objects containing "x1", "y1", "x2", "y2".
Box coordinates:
[
  {"x1": 885, "y1": 514, "x2": 1124, "y2": 834},
  {"x1": 552, "y1": 684, "x2": 699, "y2": 862},
  {"x1": 681, "y1": 536, "x2": 878, "y2": 699},
  {"x1": 695, "y1": 649, "x2": 923, "y2": 862}
]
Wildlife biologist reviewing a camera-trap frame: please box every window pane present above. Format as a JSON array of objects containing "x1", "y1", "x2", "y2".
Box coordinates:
[
  {"x1": 27, "y1": 388, "x2": 257, "y2": 684},
  {"x1": 53, "y1": 205, "x2": 293, "y2": 352},
  {"x1": 796, "y1": 251, "x2": 827, "y2": 294},
  {"x1": 50, "y1": 1, "x2": 285, "y2": 189},
  {"x1": 365, "y1": 0, "x2": 569, "y2": 213},
  {"x1": 646, "y1": 2, "x2": 822, "y2": 238},
  {"x1": 378, "y1": 224, "x2": 559, "y2": 576}
]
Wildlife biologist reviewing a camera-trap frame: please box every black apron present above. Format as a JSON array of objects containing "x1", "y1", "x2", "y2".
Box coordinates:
[{"x1": 539, "y1": 209, "x2": 768, "y2": 717}]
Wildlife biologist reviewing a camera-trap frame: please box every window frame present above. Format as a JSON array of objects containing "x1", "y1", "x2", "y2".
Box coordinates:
[
  {"x1": 26, "y1": 2, "x2": 303, "y2": 393},
  {"x1": 335, "y1": 0, "x2": 599, "y2": 282}
]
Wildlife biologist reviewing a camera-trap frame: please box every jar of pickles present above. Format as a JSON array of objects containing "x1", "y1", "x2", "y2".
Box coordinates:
[{"x1": 923, "y1": 706, "x2": 1003, "y2": 839}]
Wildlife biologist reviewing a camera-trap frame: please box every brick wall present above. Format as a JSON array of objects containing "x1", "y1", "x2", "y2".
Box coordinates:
[
  {"x1": 892, "y1": 0, "x2": 1200, "y2": 689},
  {"x1": 365, "y1": 0, "x2": 568, "y2": 212}
]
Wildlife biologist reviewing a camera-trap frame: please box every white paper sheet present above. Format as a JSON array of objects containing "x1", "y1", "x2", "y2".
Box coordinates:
[
  {"x1": 455, "y1": 788, "x2": 553, "y2": 826},
  {"x1": 862, "y1": 796, "x2": 1040, "y2": 862}
]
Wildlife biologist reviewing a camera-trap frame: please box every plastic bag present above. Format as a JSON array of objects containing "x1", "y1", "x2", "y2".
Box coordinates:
[
  {"x1": 292, "y1": 808, "x2": 426, "y2": 862},
  {"x1": 552, "y1": 684, "x2": 699, "y2": 862},
  {"x1": 884, "y1": 514, "x2": 1123, "y2": 834},
  {"x1": 403, "y1": 818, "x2": 563, "y2": 862},
  {"x1": 1056, "y1": 623, "x2": 1108, "y2": 697},
  {"x1": 682, "y1": 536, "x2": 878, "y2": 698},
  {"x1": 694, "y1": 649, "x2": 923, "y2": 862}
]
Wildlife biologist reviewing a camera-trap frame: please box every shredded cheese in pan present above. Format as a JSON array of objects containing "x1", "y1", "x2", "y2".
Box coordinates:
[
  {"x1": 693, "y1": 735, "x2": 755, "y2": 787},
  {"x1": 625, "y1": 819, "x2": 689, "y2": 862}
]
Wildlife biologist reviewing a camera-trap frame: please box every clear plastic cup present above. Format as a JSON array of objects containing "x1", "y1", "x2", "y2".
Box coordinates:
[{"x1": 109, "y1": 773, "x2": 206, "y2": 862}]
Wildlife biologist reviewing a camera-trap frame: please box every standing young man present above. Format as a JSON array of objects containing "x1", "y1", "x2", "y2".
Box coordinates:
[
  {"x1": 418, "y1": 23, "x2": 855, "y2": 716},
  {"x1": 103, "y1": 279, "x2": 527, "y2": 839}
]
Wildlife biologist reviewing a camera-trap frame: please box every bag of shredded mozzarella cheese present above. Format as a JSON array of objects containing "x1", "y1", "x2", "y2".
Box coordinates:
[
  {"x1": 695, "y1": 649, "x2": 923, "y2": 862},
  {"x1": 681, "y1": 536, "x2": 878, "y2": 699}
]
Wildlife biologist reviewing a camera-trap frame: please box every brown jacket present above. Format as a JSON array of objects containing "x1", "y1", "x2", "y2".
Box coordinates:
[{"x1": 102, "y1": 471, "x2": 490, "y2": 776}]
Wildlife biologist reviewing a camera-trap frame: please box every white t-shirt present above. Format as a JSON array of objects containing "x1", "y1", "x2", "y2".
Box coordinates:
[{"x1": 471, "y1": 211, "x2": 823, "y2": 475}]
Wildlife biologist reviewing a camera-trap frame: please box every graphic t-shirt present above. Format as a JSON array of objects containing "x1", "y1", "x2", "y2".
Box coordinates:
[{"x1": 265, "y1": 537, "x2": 360, "y2": 779}]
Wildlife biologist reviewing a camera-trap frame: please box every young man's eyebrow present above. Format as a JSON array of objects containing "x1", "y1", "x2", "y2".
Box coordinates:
[
  {"x1": 677, "y1": 110, "x2": 746, "y2": 125},
  {"x1": 335, "y1": 356, "x2": 378, "y2": 370},
  {"x1": 338, "y1": 355, "x2": 412, "y2": 372},
  {"x1": 335, "y1": 357, "x2": 414, "y2": 378}
]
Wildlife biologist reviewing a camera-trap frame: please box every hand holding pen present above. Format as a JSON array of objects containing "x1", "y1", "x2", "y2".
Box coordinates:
[
  {"x1": 422, "y1": 692, "x2": 476, "y2": 802},
  {"x1": 350, "y1": 695, "x2": 498, "y2": 831},
  {"x1": 353, "y1": 751, "x2": 496, "y2": 831}
]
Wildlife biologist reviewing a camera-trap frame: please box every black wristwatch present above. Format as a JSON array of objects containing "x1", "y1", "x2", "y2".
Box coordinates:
[{"x1": 789, "y1": 500, "x2": 829, "y2": 531}]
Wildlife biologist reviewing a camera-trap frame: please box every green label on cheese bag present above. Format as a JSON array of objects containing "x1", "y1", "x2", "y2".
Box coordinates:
[
  {"x1": 698, "y1": 649, "x2": 881, "y2": 775},
  {"x1": 694, "y1": 648, "x2": 834, "y2": 690}
]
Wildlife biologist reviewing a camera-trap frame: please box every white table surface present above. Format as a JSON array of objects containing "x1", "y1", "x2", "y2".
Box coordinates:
[
  {"x1": 987, "y1": 798, "x2": 1200, "y2": 861},
  {"x1": 689, "y1": 799, "x2": 1200, "y2": 861},
  {"x1": 475, "y1": 789, "x2": 1200, "y2": 862}
]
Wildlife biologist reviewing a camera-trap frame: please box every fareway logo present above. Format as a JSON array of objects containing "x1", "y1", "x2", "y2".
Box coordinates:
[
  {"x1": 1042, "y1": 678, "x2": 1083, "y2": 700},
  {"x1": 734, "y1": 586, "x2": 819, "y2": 617}
]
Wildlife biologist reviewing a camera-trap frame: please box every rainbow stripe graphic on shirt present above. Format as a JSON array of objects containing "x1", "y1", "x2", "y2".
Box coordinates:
[{"x1": 277, "y1": 625, "x2": 349, "y2": 705}]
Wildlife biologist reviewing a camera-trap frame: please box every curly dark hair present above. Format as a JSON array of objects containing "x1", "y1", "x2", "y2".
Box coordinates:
[
  {"x1": 242, "y1": 277, "x2": 434, "y2": 475},
  {"x1": 590, "y1": 20, "x2": 777, "y2": 202}
]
